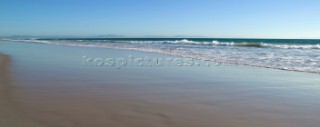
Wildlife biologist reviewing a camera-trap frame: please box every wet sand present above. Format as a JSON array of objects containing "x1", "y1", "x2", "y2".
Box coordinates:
[
  {"x1": 1, "y1": 42, "x2": 320, "y2": 127},
  {"x1": 14, "y1": 81, "x2": 320, "y2": 127}
]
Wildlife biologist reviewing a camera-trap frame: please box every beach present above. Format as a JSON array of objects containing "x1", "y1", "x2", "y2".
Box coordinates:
[{"x1": 1, "y1": 41, "x2": 320, "y2": 127}]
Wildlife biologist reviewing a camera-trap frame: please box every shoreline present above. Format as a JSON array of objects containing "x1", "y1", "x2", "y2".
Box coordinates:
[{"x1": 3, "y1": 40, "x2": 320, "y2": 75}]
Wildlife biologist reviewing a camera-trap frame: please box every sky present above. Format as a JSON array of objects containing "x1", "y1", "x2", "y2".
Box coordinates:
[{"x1": 1, "y1": 0, "x2": 320, "y2": 38}]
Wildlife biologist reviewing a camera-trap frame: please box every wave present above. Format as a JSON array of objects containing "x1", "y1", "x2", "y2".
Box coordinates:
[
  {"x1": 13, "y1": 38, "x2": 317, "y2": 50},
  {"x1": 126, "y1": 39, "x2": 320, "y2": 49},
  {"x1": 3, "y1": 38, "x2": 320, "y2": 50},
  {"x1": 262, "y1": 43, "x2": 320, "y2": 49}
]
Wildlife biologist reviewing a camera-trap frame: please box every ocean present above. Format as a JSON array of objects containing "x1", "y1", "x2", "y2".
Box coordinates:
[{"x1": 2, "y1": 38, "x2": 320, "y2": 74}]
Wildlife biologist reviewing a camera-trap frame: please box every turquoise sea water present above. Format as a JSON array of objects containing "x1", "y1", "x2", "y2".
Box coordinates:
[{"x1": 2, "y1": 38, "x2": 320, "y2": 73}]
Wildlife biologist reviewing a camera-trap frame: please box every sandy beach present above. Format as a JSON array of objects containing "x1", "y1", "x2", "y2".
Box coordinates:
[
  {"x1": 1, "y1": 41, "x2": 320, "y2": 127},
  {"x1": 1, "y1": 1, "x2": 320, "y2": 126}
]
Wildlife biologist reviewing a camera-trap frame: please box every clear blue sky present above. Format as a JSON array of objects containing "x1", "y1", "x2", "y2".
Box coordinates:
[{"x1": 1, "y1": 0, "x2": 319, "y2": 38}]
